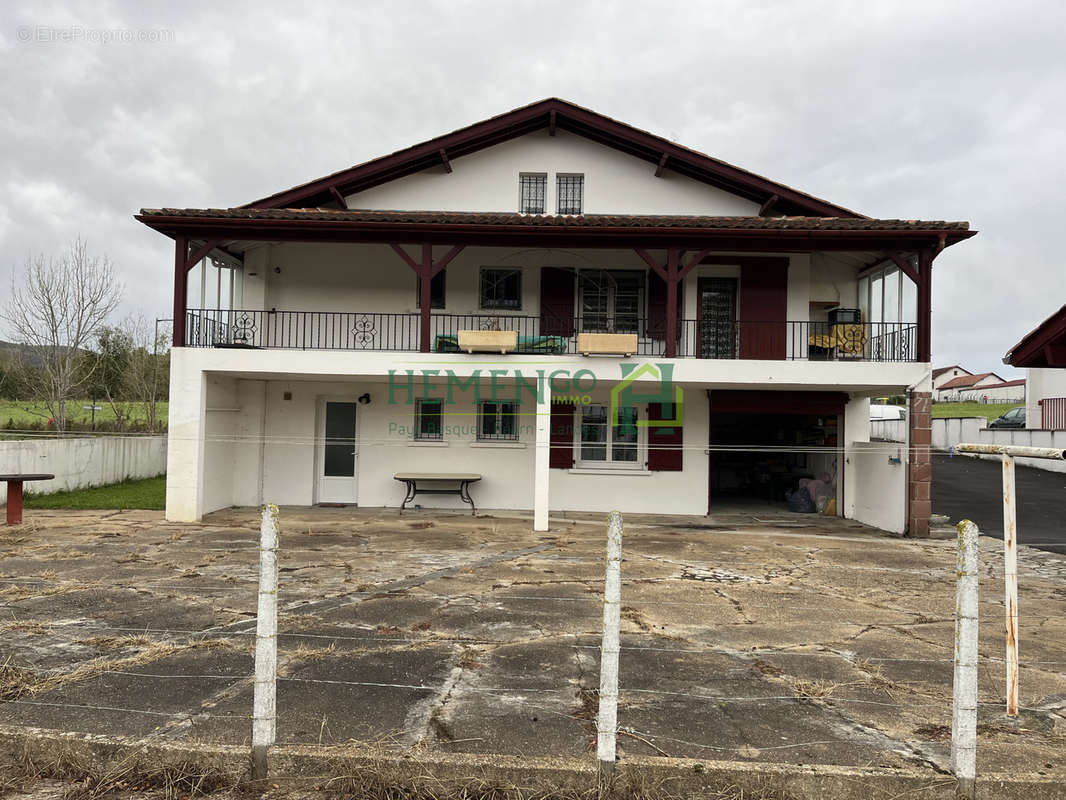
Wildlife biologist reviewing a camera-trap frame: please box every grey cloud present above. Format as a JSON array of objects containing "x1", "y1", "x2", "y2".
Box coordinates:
[{"x1": 2, "y1": 0, "x2": 1064, "y2": 378}]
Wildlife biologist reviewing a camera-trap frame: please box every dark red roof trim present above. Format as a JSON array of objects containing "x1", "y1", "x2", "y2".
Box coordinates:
[
  {"x1": 241, "y1": 98, "x2": 864, "y2": 217},
  {"x1": 135, "y1": 208, "x2": 975, "y2": 252},
  {"x1": 1006, "y1": 304, "x2": 1066, "y2": 368}
]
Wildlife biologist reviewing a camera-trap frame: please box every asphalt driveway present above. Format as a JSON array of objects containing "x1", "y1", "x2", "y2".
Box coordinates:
[{"x1": 933, "y1": 452, "x2": 1066, "y2": 554}]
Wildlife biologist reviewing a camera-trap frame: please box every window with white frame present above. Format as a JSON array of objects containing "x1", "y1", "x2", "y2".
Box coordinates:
[
  {"x1": 557, "y1": 174, "x2": 584, "y2": 214},
  {"x1": 479, "y1": 268, "x2": 522, "y2": 310},
  {"x1": 478, "y1": 400, "x2": 519, "y2": 441},
  {"x1": 519, "y1": 173, "x2": 546, "y2": 214},
  {"x1": 578, "y1": 404, "x2": 641, "y2": 467},
  {"x1": 414, "y1": 398, "x2": 443, "y2": 441},
  {"x1": 578, "y1": 270, "x2": 644, "y2": 334}
]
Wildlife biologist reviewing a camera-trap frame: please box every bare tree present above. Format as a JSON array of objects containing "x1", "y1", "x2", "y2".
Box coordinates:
[{"x1": 1, "y1": 238, "x2": 122, "y2": 433}]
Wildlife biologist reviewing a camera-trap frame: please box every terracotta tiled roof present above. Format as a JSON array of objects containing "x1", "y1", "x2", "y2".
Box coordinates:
[
  {"x1": 137, "y1": 207, "x2": 971, "y2": 232},
  {"x1": 938, "y1": 372, "x2": 1003, "y2": 390},
  {"x1": 933, "y1": 365, "x2": 967, "y2": 379}
]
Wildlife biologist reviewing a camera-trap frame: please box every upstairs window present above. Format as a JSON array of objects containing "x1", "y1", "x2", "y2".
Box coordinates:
[
  {"x1": 415, "y1": 269, "x2": 446, "y2": 309},
  {"x1": 519, "y1": 173, "x2": 546, "y2": 214},
  {"x1": 557, "y1": 174, "x2": 584, "y2": 215},
  {"x1": 578, "y1": 270, "x2": 644, "y2": 334},
  {"x1": 480, "y1": 268, "x2": 522, "y2": 310}
]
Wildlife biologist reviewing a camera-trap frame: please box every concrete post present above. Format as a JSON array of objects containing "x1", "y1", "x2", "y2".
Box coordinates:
[
  {"x1": 1002, "y1": 455, "x2": 1019, "y2": 717},
  {"x1": 596, "y1": 511, "x2": 623, "y2": 782},
  {"x1": 251, "y1": 504, "x2": 280, "y2": 782},
  {"x1": 951, "y1": 519, "x2": 979, "y2": 800},
  {"x1": 533, "y1": 390, "x2": 550, "y2": 532}
]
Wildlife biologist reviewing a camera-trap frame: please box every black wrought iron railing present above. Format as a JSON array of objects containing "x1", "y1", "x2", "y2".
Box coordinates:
[{"x1": 184, "y1": 310, "x2": 918, "y2": 362}]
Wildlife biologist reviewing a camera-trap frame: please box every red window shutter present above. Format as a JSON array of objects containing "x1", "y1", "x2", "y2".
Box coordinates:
[
  {"x1": 738, "y1": 258, "x2": 788, "y2": 359},
  {"x1": 549, "y1": 401, "x2": 575, "y2": 468},
  {"x1": 540, "y1": 267, "x2": 575, "y2": 337},
  {"x1": 647, "y1": 402, "x2": 683, "y2": 471}
]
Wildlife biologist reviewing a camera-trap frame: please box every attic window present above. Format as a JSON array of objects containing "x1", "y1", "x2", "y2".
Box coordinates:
[
  {"x1": 557, "y1": 174, "x2": 584, "y2": 215},
  {"x1": 519, "y1": 174, "x2": 546, "y2": 214}
]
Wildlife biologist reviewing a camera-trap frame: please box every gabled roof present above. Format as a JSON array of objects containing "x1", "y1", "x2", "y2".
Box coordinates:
[
  {"x1": 938, "y1": 372, "x2": 1004, "y2": 390},
  {"x1": 933, "y1": 365, "x2": 969, "y2": 379},
  {"x1": 242, "y1": 98, "x2": 865, "y2": 217},
  {"x1": 1006, "y1": 304, "x2": 1066, "y2": 368}
]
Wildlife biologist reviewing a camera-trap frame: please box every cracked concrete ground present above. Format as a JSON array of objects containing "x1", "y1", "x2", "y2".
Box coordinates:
[{"x1": 0, "y1": 506, "x2": 1063, "y2": 783}]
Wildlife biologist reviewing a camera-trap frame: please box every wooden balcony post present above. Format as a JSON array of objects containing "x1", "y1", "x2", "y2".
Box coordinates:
[
  {"x1": 635, "y1": 247, "x2": 711, "y2": 359},
  {"x1": 665, "y1": 248, "x2": 679, "y2": 358},
  {"x1": 419, "y1": 244, "x2": 433, "y2": 353},
  {"x1": 916, "y1": 249, "x2": 933, "y2": 362},
  {"x1": 173, "y1": 236, "x2": 188, "y2": 347},
  {"x1": 389, "y1": 243, "x2": 467, "y2": 354}
]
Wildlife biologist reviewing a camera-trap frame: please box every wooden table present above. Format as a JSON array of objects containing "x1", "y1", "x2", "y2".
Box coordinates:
[
  {"x1": 1, "y1": 474, "x2": 55, "y2": 525},
  {"x1": 393, "y1": 473, "x2": 482, "y2": 515}
]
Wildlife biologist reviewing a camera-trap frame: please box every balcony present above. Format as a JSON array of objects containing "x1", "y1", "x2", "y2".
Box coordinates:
[{"x1": 184, "y1": 309, "x2": 917, "y2": 362}]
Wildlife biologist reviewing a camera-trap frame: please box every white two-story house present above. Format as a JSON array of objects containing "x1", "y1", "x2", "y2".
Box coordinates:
[{"x1": 137, "y1": 99, "x2": 975, "y2": 536}]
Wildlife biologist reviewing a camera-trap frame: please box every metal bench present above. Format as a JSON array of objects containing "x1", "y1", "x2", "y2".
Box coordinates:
[
  {"x1": 393, "y1": 473, "x2": 482, "y2": 515},
  {"x1": 1, "y1": 473, "x2": 55, "y2": 525}
]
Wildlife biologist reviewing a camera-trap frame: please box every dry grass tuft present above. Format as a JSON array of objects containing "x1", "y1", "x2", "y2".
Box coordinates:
[
  {"x1": 0, "y1": 658, "x2": 36, "y2": 700},
  {"x1": 790, "y1": 679, "x2": 839, "y2": 700},
  {"x1": 1, "y1": 745, "x2": 236, "y2": 800}
]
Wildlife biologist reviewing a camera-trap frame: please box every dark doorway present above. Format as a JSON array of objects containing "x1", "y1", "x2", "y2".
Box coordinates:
[{"x1": 697, "y1": 277, "x2": 738, "y2": 358}]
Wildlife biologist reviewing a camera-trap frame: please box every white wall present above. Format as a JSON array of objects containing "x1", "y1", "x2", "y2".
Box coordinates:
[
  {"x1": 933, "y1": 367, "x2": 970, "y2": 390},
  {"x1": 956, "y1": 383, "x2": 1025, "y2": 403},
  {"x1": 188, "y1": 375, "x2": 709, "y2": 516},
  {"x1": 1027, "y1": 368, "x2": 1066, "y2": 428},
  {"x1": 0, "y1": 436, "x2": 167, "y2": 506},
  {"x1": 346, "y1": 129, "x2": 760, "y2": 216},
  {"x1": 847, "y1": 441, "x2": 907, "y2": 533}
]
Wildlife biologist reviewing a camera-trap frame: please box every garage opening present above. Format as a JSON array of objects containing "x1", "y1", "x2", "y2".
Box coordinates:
[{"x1": 709, "y1": 391, "x2": 847, "y2": 514}]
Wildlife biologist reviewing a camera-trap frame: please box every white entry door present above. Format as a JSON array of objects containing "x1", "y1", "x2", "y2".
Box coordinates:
[{"x1": 317, "y1": 399, "x2": 358, "y2": 504}]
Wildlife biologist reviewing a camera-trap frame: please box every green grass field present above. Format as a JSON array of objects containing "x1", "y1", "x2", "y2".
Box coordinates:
[
  {"x1": 0, "y1": 399, "x2": 168, "y2": 428},
  {"x1": 931, "y1": 401, "x2": 1019, "y2": 422},
  {"x1": 23, "y1": 476, "x2": 166, "y2": 510}
]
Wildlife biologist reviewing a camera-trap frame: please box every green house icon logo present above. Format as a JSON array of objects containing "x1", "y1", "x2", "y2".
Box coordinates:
[{"x1": 610, "y1": 362, "x2": 684, "y2": 434}]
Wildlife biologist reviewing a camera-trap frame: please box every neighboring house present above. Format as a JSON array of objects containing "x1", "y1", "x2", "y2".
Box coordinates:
[
  {"x1": 136, "y1": 98, "x2": 975, "y2": 537},
  {"x1": 933, "y1": 372, "x2": 1005, "y2": 402},
  {"x1": 932, "y1": 365, "x2": 971, "y2": 390},
  {"x1": 1005, "y1": 304, "x2": 1066, "y2": 429}
]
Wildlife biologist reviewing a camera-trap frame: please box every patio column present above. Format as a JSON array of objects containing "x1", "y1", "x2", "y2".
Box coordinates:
[{"x1": 533, "y1": 389, "x2": 550, "y2": 531}]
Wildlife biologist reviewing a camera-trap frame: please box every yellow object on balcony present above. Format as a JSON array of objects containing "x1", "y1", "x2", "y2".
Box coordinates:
[
  {"x1": 577, "y1": 332, "x2": 638, "y2": 356},
  {"x1": 808, "y1": 324, "x2": 868, "y2": 355},
  {"x1": 457, "y1": 329, "x2": 518, "y2": 354}
]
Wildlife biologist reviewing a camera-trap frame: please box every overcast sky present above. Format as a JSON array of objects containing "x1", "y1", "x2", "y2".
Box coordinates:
[{"x1": 2, "y1": 0, "x2": 1063, "y2": 377}]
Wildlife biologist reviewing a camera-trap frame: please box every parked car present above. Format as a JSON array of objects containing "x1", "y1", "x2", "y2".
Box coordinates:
[
  {"x1": 870, "y1": 404, "x2": 907, "y2": 421},
  {"x1": 989, "y1": 406, "x2": 1025, "y2": 429}
]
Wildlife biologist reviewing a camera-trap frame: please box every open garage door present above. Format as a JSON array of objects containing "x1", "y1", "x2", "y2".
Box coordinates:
[{"x1": 708, "y1": 391, "x2": 847, "y2": 515}]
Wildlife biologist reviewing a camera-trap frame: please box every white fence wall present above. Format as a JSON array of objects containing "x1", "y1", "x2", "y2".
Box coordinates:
[
  {"x1": 871, "y1": 416, "x2": 1066, "y2": 473},
  {"x1": 0, "y1": 436, "x2": 167, "y2": 506}
]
